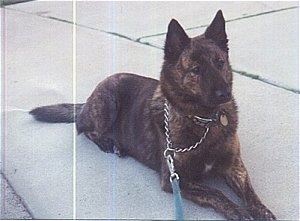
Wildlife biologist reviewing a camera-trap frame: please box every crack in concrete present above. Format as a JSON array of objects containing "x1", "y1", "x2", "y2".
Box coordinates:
[{"x1": 4, "y1": 6, "x2": 299, "y2": 94}]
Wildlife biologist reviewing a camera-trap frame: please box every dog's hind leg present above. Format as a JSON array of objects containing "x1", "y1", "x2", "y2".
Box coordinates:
[
  {"x1": 84, "y1": 130, "x2": 115, "y2": 153},
  {"x1": 76, "y1": 84, "x2": 123, "y2": 156}
]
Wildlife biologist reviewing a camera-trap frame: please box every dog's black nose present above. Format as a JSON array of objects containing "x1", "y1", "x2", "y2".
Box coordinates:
[{"x1": 215, "y1": 89, "x2": 231, "y2": 103}]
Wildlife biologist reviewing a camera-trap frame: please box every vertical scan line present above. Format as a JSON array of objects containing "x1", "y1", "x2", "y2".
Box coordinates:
[
  {"x1": 109, "y1": 1, "x2": 117, "y2": 218},
  {"x1": 0, "y1": 7, "x2": 6, "y2": 217},
  {"x1": 72, "y1": 0, "x2": 77, "y2": 219}
]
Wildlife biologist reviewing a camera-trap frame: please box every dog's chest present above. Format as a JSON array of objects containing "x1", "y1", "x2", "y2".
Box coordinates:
[
  {"x1": 203, "y1": 161, "x2": 215, "y2": 173},
  {"x1": 175, "y1": 153, "x2": 215, "y2": 175},
  {"x1": 174, "y1": 144, "x2": 233, "y2": 181}
]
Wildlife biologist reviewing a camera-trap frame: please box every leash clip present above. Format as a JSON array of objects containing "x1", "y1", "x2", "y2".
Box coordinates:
[{"x1": 166, "y1": 154, "x2": 179, "y2": 182}]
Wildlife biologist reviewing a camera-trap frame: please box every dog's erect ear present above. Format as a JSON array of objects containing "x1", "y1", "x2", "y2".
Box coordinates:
[
  {"x1": 164, "y1": 19, "x2": 190, "y2": 62},
  {"x1": 205, "y1": 10, "x2": 228, "y2": 52}
]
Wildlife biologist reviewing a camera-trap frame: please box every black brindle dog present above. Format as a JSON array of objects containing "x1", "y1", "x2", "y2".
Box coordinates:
[{"x1": 30, "y1": 10, "x2": 276, "y2": 220}]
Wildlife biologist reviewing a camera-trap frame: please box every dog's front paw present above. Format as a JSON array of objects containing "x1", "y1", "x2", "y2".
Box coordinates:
[
  {"x1": 225, "y1": 206, "x2": 252, "y2": 220},
  {"x1": 248, "y1": 205, "x2": 276, "y2": 220}
]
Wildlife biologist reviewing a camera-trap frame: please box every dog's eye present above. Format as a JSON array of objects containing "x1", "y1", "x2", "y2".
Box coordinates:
[
  {"x1": 216, "y1": 58, "x2": 225, "y2": 69},
  {"x1": 191, "y1": 66, "x2": 200, "y2": 74}
]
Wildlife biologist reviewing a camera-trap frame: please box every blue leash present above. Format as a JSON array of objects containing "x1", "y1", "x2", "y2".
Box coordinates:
[
  {"x1": 171, "y1": 176, "x2": 184, "y2": 220},
  {"x1": 166, "y1": 154, "x2": 185, "y2": 220}
]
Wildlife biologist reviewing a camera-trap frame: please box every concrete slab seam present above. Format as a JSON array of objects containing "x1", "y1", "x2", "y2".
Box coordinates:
[
  {"x1": 233, "y1": 69, "x2": 300, "y2": 94},
  {"x1": 136, "y1": 5, "x2": 299, "y2": 41}
]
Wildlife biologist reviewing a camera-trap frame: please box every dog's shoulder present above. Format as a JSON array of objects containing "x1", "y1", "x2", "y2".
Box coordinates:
[{"x1": 149, "y1": 85, "x2": 165, "y2": 121}]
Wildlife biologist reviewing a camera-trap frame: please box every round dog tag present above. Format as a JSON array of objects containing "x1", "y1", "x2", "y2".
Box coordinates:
[{"x1": 220, "y1": 114, "x2": 228, "y2": 126}]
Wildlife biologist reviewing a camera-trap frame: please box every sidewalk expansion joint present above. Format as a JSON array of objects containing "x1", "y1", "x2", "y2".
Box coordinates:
[
  {"x1": 136, "y1": 5, "x2": 299, "y2": 41},
  {"x1": 233, "y1": 69, "x2": 300, "y2": 94}
]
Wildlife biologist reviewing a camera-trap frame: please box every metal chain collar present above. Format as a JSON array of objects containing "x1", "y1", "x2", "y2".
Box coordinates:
[
  {"x1": 163, "y1": 100, "x2": 214, "y2": 220},
  {"x1": 163, "y1": 101, "x2": 210, "y2": 159}
]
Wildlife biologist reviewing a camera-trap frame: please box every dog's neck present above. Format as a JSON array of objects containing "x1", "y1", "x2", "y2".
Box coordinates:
[
  {"x1": 169, "y1": 99, "x2": 220, "y2": 118},
  {"x1": 157, "y1": 84, "x2": 224, "y2": 117},
  {"x1": 151, "y1": 85, "x2": 230, "y2": 120}
]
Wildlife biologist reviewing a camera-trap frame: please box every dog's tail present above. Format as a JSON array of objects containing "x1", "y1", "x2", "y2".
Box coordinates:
[{"x1": 29, "y1": 103, "x2": 84, "y2": 123}]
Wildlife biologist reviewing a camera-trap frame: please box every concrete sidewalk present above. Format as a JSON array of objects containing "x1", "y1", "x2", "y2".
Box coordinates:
[{"x1": 1, "y1": 1, "x2": 299, "y2": 220}]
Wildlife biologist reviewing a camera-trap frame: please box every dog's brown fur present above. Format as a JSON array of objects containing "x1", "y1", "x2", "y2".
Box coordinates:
[{"x1": 30, "y1": 10, "x2": 276, "y2": 220}]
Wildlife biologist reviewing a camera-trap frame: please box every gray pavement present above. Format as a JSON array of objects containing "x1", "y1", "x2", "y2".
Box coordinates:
[
  {"x1": 1, "y1": 1, "x2": 299, "y2": 220},
  {"x1": 0, "y1": 173, "x2": 32, "y2": 219}
]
